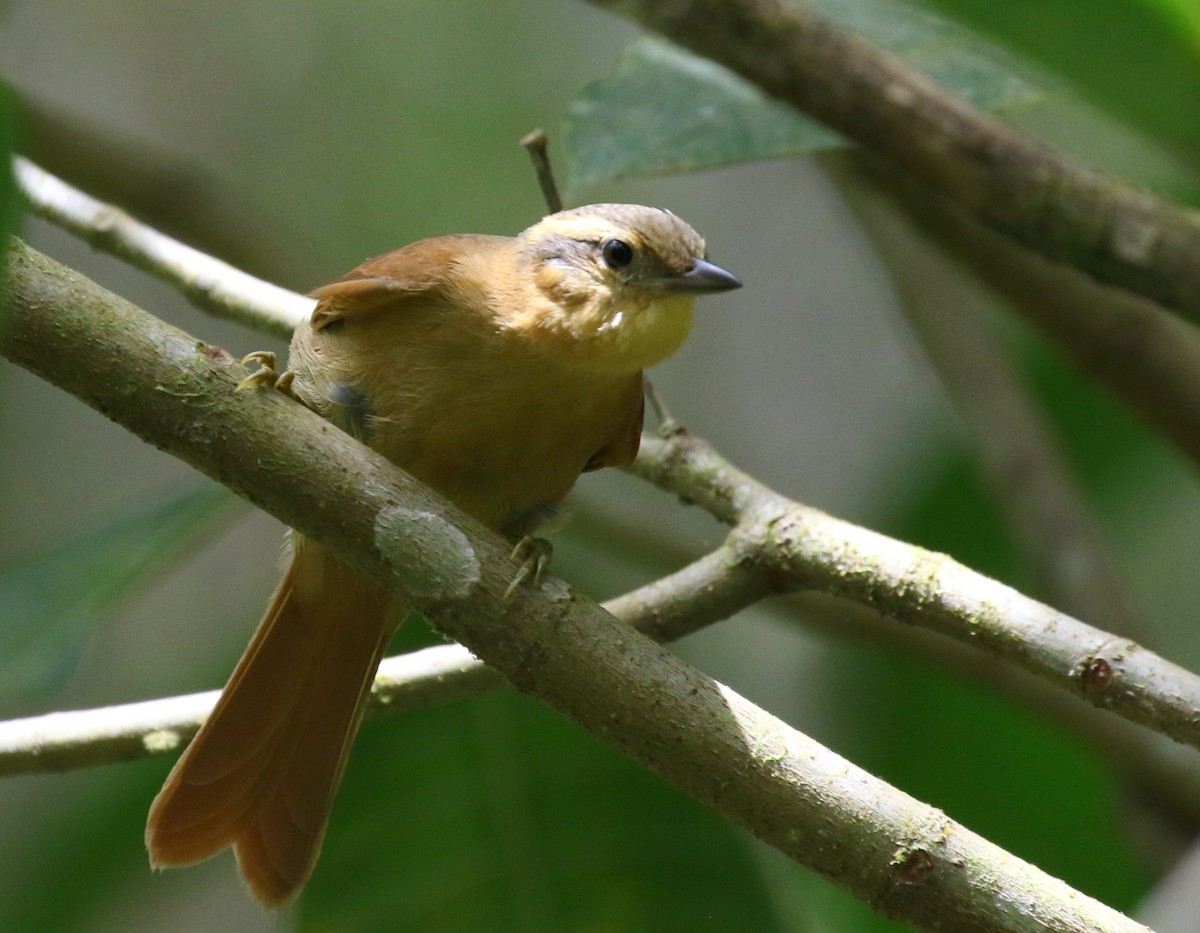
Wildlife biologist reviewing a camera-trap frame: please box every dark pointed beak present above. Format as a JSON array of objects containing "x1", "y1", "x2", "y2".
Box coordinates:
[{"x1": 661, "y1": 257, "x2": 742, "y2": 295}]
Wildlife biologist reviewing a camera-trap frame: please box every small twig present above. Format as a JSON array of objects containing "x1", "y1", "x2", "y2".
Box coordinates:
[
  {"x1": 520, "y1": 128, "x2": 564, "y2": 214},
  {"x1": 642, "y1": 377, "x2": 683, "y2": 436},
  {"x1": 12, "y1": 156, "x2": 311, "y2": 337},
  {"x1": 522, "y1": 125, "x2": 694, "y2": 465}
]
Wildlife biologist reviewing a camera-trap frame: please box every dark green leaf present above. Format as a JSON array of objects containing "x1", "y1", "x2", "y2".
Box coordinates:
[{"x1": 564, "y1": 0, "x2": 1047, "y2": 187}]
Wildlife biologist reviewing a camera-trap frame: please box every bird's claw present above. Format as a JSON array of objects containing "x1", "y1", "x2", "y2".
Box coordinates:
[
  {"x1": 504, "y1": 537, "x2": 553, "y2": 599},
  {"x1": 236, "y1": 351, "x2": 297, "y2": 396}
]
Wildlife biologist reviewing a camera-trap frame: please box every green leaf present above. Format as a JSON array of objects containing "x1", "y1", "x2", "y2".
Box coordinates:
[
  {"x1": 563, "y1": 38, "x2": 840, "y2": 189},
  {"x1": 303, "y1": 690, "x2": 782, "y2": 932},
  {"x1": 0, "y1": 484, "x2": 241, "y2": 706},
  {"x1": 563, "y1": 0, "x2": 1047, "y2": 187}
]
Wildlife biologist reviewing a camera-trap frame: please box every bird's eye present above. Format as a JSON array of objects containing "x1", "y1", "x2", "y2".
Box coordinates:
[{"x1": 600, "y1": 238, "x2": 634, "y2": 269}]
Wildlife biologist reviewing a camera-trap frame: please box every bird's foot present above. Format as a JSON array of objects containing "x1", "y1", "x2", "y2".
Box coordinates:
[
  {"x1": 236, "y1": 351, "x2": 296, "y2": 396},
  {"x1": 504, "y1": 536, "x2": 553, "y2": 599}
]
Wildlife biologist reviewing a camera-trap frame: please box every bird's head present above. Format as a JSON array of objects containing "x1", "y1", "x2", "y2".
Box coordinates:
[{"x1": 512, "y1": 203, "x2": 740, "y2": 372}]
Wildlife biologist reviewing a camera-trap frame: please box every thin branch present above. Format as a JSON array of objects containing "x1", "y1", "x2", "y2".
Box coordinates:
[
  {"x1": 12, "y1": 156, "x2": 311, "y2": 337},
  {"x1": 0, "y1": 239, "x2": 1150, "y2": 932},
  {"x1": 0, "y1": 541, "x2": 766, "y2": 776},
  {"x1": 565, "y1": 504, "x2": 1200, "y2": 830},
  {"x1": 583, "y1": 0, "x2": 1200, "y2": 320},
  {"x1": 784, "y1": 591, "x2": 1200, "y2": 830},
  {"x1": 0, "y1": 645, "x2": 497, "y2": 776},
  {"x1": 630, "y1": 431, "x2": 1200, "y2": 753}
]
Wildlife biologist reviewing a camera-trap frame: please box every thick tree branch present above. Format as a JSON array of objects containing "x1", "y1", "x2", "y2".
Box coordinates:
[
  {"x1": 0, "y1": 239, "x2": 1151, "y2": 932},
  {"x1": 584, "y1": 0, "x2": 1200, "y2": 320}
]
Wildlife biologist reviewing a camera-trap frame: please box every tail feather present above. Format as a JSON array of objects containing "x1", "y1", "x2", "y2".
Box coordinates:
[{"x1": 146, "y1": 540, "x2": 393, "y2": 906}]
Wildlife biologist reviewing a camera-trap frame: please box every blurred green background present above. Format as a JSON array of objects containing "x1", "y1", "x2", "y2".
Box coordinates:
[{"x1": 2, "y1": 0, "x2": 1199, "y2": 930}]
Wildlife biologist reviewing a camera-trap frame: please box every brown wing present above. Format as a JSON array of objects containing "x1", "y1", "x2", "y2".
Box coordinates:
[
  {"x1": 307, "y1": 234, "x2": 506, "y2": 331},
  {"x1": 583, "y1": 374, "x2": 645, "y2": 472}
]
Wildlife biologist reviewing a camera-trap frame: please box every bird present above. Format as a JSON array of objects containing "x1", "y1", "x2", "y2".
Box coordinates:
[{"x1": 144, "y1": 202, "x2": 741, "y2": 906}]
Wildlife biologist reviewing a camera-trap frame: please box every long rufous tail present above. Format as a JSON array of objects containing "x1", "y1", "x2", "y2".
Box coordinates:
[{"x1": 146, "y1": 536, "x2": 395, "y2": 906}]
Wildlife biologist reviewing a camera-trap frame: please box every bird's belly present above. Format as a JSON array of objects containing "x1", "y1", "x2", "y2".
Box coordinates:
[
  {"x1": 371, "y1": 378, "x2": 630, "y2": 535},
  {"x1": 403, "y1": 430, "x2": 583, "y2": 533}
]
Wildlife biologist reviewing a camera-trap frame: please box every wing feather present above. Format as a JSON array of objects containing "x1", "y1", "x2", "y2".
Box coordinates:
[{"x1": 308, "y1": 234, "x2": 508, "y2": 330}]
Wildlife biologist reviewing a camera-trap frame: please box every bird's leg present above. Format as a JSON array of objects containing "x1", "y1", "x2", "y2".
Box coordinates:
[
  {"x1": 504, "y1": 536, "x2": 554, "y2": 599},
  {"x1": 501, "y1": 503, "x2": 563, "y2": 598},
  {"x1": 236, "y1": 351, "x2": 297, "y2": 397}
]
